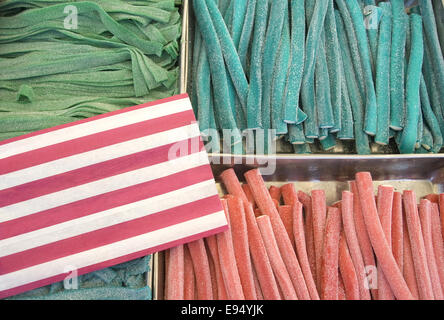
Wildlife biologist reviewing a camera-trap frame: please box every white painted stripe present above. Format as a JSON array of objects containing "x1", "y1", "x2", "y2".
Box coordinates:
[
  {"x1": 0, "y1": 98, "x2": 192, "y2": 160},
  {"x1": 0, "y1": 124, "x2": 201, "y2": 190},
  {"x1": 0, "y1": 151, "x2": 210, "y2": 222},
  {"x1": 0, "y1": 211, "x2": 227, "y2": 291},
  {"x1": 0, "y1": 179, "x2": 218, "y2": 257}
]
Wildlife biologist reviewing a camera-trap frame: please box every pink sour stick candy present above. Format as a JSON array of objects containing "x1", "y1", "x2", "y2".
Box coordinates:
[
  {"x1": 216, "y1": 199, "x2": 245, "y2": 300},
  {"x1": 251, "y1": 265, "x2": 264, "y2": 300},
  {"x1": 220, "y1": 168, "x2": 249, "y2": 203},
  {"x1": 242, "y1": 184, "x2": 256, "y2": 207},
  {"x1": 341, "y1": 191, "x2": 371, "y2": 300},
  {"x1": 227, "y1": 197, "x2": 257, "y2": 300},
  {"x1": 392, "y1": 192, "x2": 404, "y2": 273},
  {"x1": 338, "y1": 273, "x2": 347, "y2": 300},
  {"x1": 244, "y1": 169, "x2": 310, "y2": 300},
  {"x1": 419, "y1": 200, "x2": 443, "y2": 299},
  {"x1": 166, "y1": 244, "x2": 184, "y2": 300},
  {"x1": 205, "y1": 235, "x2": 228, "y2": 300},
  {"x1": 320, "y1": 207, "x2": 342, "y2": 300},
  {"x1": 440, "y1": 194, "x2": 444, "y2": 241},
  {"x1": 430, "y1": 203, "x2": 444, "y2": 294},
  {"x1": 278, "y1": 205, "x2": 295, "y2": 249},
  {"x1": 349, "y1": 181, "x2": 378, "y2": 299},
  {"x1": 184, "y1": 246, "x2": 196, "y2": 300},
  {"x1": 292, "y1": 201, "x2": 320, "y2": 300},
  {"x1": 269, "y1": 185, "x2": 281, "y2": 203},
  {"x1": 243, "y1": 202, "x2": 281, "y2": 300},
  {"x1": 297, "y1": 191, "x2": 316, "y2": 281},
  {"x1": 187, "y1": 239, "x2": 214, "y2": 300},
  {"x1": 403, "y1": 191, "x2": 434, "y2": 300},
  {"x1": 402, "y1": 219, "x2": 420, "y2": 299},
  {"x1": 424, "y1": 194, "x2": 439, "y2": 203},
  {"x1": 256, "y1": 215, "x2": 298, "y2": 300},
  {"x1": 207, "y1": 247, "x2": 218, "y2": 299},
  {"x1": 338, "y1": 233, "x2": 360, "y2": 300},
  {"x1": 376, "y1": 185, "x2": 395, "y2": 300},
  {"x1": 281, "y1": 183, "x2": 299, "y2": 206},
  {"x1": 311, "y1": 189, "x2": 327, "y2": 292},
  {"x1": 355, "y1": 172, "x2": 413, "y2": 300}
]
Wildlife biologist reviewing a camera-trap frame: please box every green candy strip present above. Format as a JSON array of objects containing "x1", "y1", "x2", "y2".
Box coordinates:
[
  {"x1": 196, "y1": 44, "x2": 211, "y2": 134},
  {"x1": 237, "y1": 0, "x2": 256, "y2": 73},
  {"x1": 420, "y1": 75, "x2": 443, "y2": 153},
  {"x1": 288, "y1": 123, "x2": 306, "y2": 145}
]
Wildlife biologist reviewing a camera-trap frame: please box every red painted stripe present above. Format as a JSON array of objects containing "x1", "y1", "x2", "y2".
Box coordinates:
[
  {"x1": 0, "y1": 195, "x2": 223, "y2": 274},
  {"x1": 0, "y1": 109, "x2": 196, "y2": 174},
  {"x1": 0, "y1": 165, "x2": 214, "y2": 240},
  {"x1": 0, "y1": 224, "x2": 227, "y2": 299},
  {"x1": 0, "y1": 93, "x2": 190, "y2": 147},
  {"x1": 0, "y1": 137, "x2": 202, "y2": 207}
]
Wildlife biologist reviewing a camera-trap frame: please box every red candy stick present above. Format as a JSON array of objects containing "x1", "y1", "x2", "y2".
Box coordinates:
[
  {"x1": 252, "y1": 266, "x2": 264, "y2": 300},
  {"x1": 243, "y1": 202, "x2": 281, "y2": 300},
  {"x1": 403, "y1": 191, "x2": 434, "y2": 300},
  {"x1": 205, "y1": 235, "x2": 228, "y2": 300},
  {"x1": 338, "y1": 273, "x2": 347, "y2": 300},
  {"x1": 419, "y1": 200, "x2": 443, "y2": 299},
  {"x1": 207, "y1": 247, "x2": 218, "y2": 299},
  {"x1": 424, "y1": 194, "x2": 439, "y2": 203},
  {"x1": 355, "y1": 172, "x2": 413, "y2": 300},
  {"x1": 281, "y1": 183, "x2": 298, "y2": 206},
  {"x1": 430, "y1": 203, "x2": 444, "y2": 294},
  {"x1": 217, "y1": 199, "x2": 245, "y2": 300},
  {"x1": 349, "y1": 180, "x2": 378, "y2": 299},
  {"x1": 184, "y1": 246, "x2": 196, "y2": 300},
  {"x1": 341, "y1": 191, "x2": 371, "y2": 300},
  {"x1": 166, "y1": 244, "x2": 184, "y2": 300},
  {"x1": 254, "y1": 207, "x2": 262, "y2": 217},
  {"x1": 311, "y1": 189, "x2": 327, "y2": 291},
  {"x1": 269, "y1": 185, "x2": 281, "y2": 203},
  {"x1": 245, "y1": 169, "x2": 310, "y2": 300},
  {"x1": 403, "y1": 219, "x2": 420, "y2": 299},
  {"x1": 376, "y1": 185, "x2": 395, "y2": 300},
  {"x1": 187, "y1": 239, "x2": 214, "y2": 300},
  {"x1": 392, "y1": 192, "x2": 404, "y2": 273},
  {"x1": 440, "y1": 194, "x2": 444, "y2": 241},
  {"x1": 242, "y1": 184, "x2": 256, "y2": 207},
  {"x1": 339, "y1": 233, "x2": 360, "y2": 300},
  {"x1": 320, "y1": 206, "x2": 342, "y2": 300},
  {"x1": 278, "y1": 205, "x2": 295, "y2": 249},
  {"x1": 220, "y1": 168, "x2": 249, "y2": 203},
  {"x1": 297, "y1": 191, "x2": 316, "y2": 281},
  {"x1": 292, "y1": 201, "x2": 320, "y2": 300},
  {"x1": 227, "y1": 197, "x2": 257, "y2": 300},
  {"x1": 256, "y1": 215, "x2": 298, "y2": 300}
]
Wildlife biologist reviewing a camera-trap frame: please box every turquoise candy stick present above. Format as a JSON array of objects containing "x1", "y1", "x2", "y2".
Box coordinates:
[
  {"x1": 230, "y1": 0, "x2": 249, "y2": 49},
  {"x1": 420, "y1": 75, "x2": 443, "y2": 153},
  {"x1": 293, "y1": 142, "x2": 312, "y2": 154},
  {"x1": 335, "y1": 9, "x2": 371, "y2": 155},
  {"x1": 315, "y1": 34, "x2": 335, "y2": 129},
  {"x1": 192, "y1": 0, "x2": 241, "y2": 144},
  {"x1": 196, "y1": 45, "x2": 212, "y2": 135},
  {"x1": 301, "y1": 0, "x2": 328, "y2": 138},
  {"x1": 374, "y1": 2, "x2": 392, "y2": 146},
  {"x1": 288, "y1": 123, "x2": 306, "y2": 145},
  {"x1": 418, "y1": 0, "x2": 444, "y2": 109},
  {"x1": 344, "y1": 0, "x2": 378, "y2": 136},
  {"x1": 217, "y1": 0, "x2": 231, "y2": 17},
  {"x1": 320, "y1": 132, "x2": 337, "y2": 151},
  {"x1": 389, "y1": 0, "x2": 407, "y2": 130},
  {"x1": 324, "y1": 0, "x2": 342, "y2": 133},
  {"x1": 246, "y1": 0, "x2": 269, "y2": 129},
  {"x1": 398, "y1": 14, "x2": 424, "y2": 154},
  {"x1": 238, "y1": 0, "x2": 257, "y2": 73},
  {"x1": 421, "y1": 124, "x2": 433, "y2": 151},
  {"x1": 272, "y1": 11, "x2": 291, "y2": 136},
  {"x1": 319, "y1": 128, "x2": 329, "y2": 141},
  {"x1": 282, "y1": 0, "x2": 305, "y2": 124},
  {"x1": 416, "y1": 107, "x2": 424, "y2": 150},
  {"x1": 205, "y1": 0, "x2": 249, "y2": 112},
  {"x1": 363, "y1": 4, "x2": 382, "y2": 76},
  {"x1": 262, "y1": 0, "x2": 288, "y2": 131},
  {"x1": 433, "y1": 0, "x2": 444, "y2": 56},
  {"x1": 338, "y1": 61, "x2": 355, "y2": 140},
  {"x1": 191, "y1": 22, "x2": 202, "y2": 118}
]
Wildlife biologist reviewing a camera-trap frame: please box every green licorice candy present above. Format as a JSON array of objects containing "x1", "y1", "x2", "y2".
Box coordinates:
[
  {"x1": 288, "y1": 123, "x2": 306, "y2": 145},
  {"x1": 262, "y1": 0, "x2": 288, "y2": 134},
  {"x1": 389, "y1": 0, "x2": 407, "y2": 131},
  {"x1": 320, "y1": 132, "x2": 337, "y2": 151},
  {"x1": 398, "y1": 14, "x2": 424, "y2": 154},
  {"x1": 196, "y1": 46, "x2": 211, "y2": 135},
  {"x1": 282, "y1": 0, "x2": 305, "y2": 124},
  {"x1": 230, "y1": 0, "x2": 249, "y2": 49},
  {"x1": 418, "y1": 0, "x2": 444, "y2": 109},
  {"x1": 301, "y1": 0, "x2": 328, "y2": 138},
  {"x1": 237, "y1": 0, "x2": 257, "y2": 73},
  {"x1": 420, "y1": 75, "x2": 443, "y2": 153},
  {"x1": 338, "y1": 63, "x2": 355, "y2": 140},
  {"x1": 335, "y1": 9, "x2": 371, "y2": 155},
  {"x1": 272, "y1": 11, "x2": 291, "y2": 136},
  {"x1": 421, "y1": 124, "x2": 433, "y2": 151},
  {"x1": 344, "y1": 0, "x2": 378, "y2": 136},
  {"x1": 319, "y1": 128, "x2": 329, "y2": 141},
  {"x1": 324, "y1": 0, "x2": 342, "y2": 133},
  {"x1": 374, "y1": 2, "x2": 392, "y2": 146},
  {"x1": 193, "y1": 0, "x2": 240, "y2": 144},
  {"x1": 191, "y1": 22, "x2": 202, "y2": 118},
  {"x1": 416, "y1": 107, "x2": 424, "y2": 150},
  {"x1": 315, "y1": 34, "x2": 335, "y2": 129},
  {"x1": 246, "y1": 0, "x2": 269, "y2": 129},
  {"x1": 363, "y1": 4, "x2": 382, "y2": 77}
]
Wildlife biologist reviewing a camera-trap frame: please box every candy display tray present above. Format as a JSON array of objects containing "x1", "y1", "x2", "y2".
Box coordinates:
[{"x1": 152, "y1": 154, "x2": 444, "y2": 299}]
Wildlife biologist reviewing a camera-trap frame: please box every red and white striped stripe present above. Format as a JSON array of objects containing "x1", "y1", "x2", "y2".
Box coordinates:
[{"x1": 0, "y1": 94, "x2": 227, "y2": 299}]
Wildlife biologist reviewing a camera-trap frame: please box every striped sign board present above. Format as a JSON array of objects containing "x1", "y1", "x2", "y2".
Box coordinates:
[{"x1": 0, "y1": 94, "x2": 227, "y2": 299}]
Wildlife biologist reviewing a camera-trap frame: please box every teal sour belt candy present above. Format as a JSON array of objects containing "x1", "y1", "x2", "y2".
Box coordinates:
[{"x1": 398, "y1": 14, "x2": 424, "y2": 154}]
